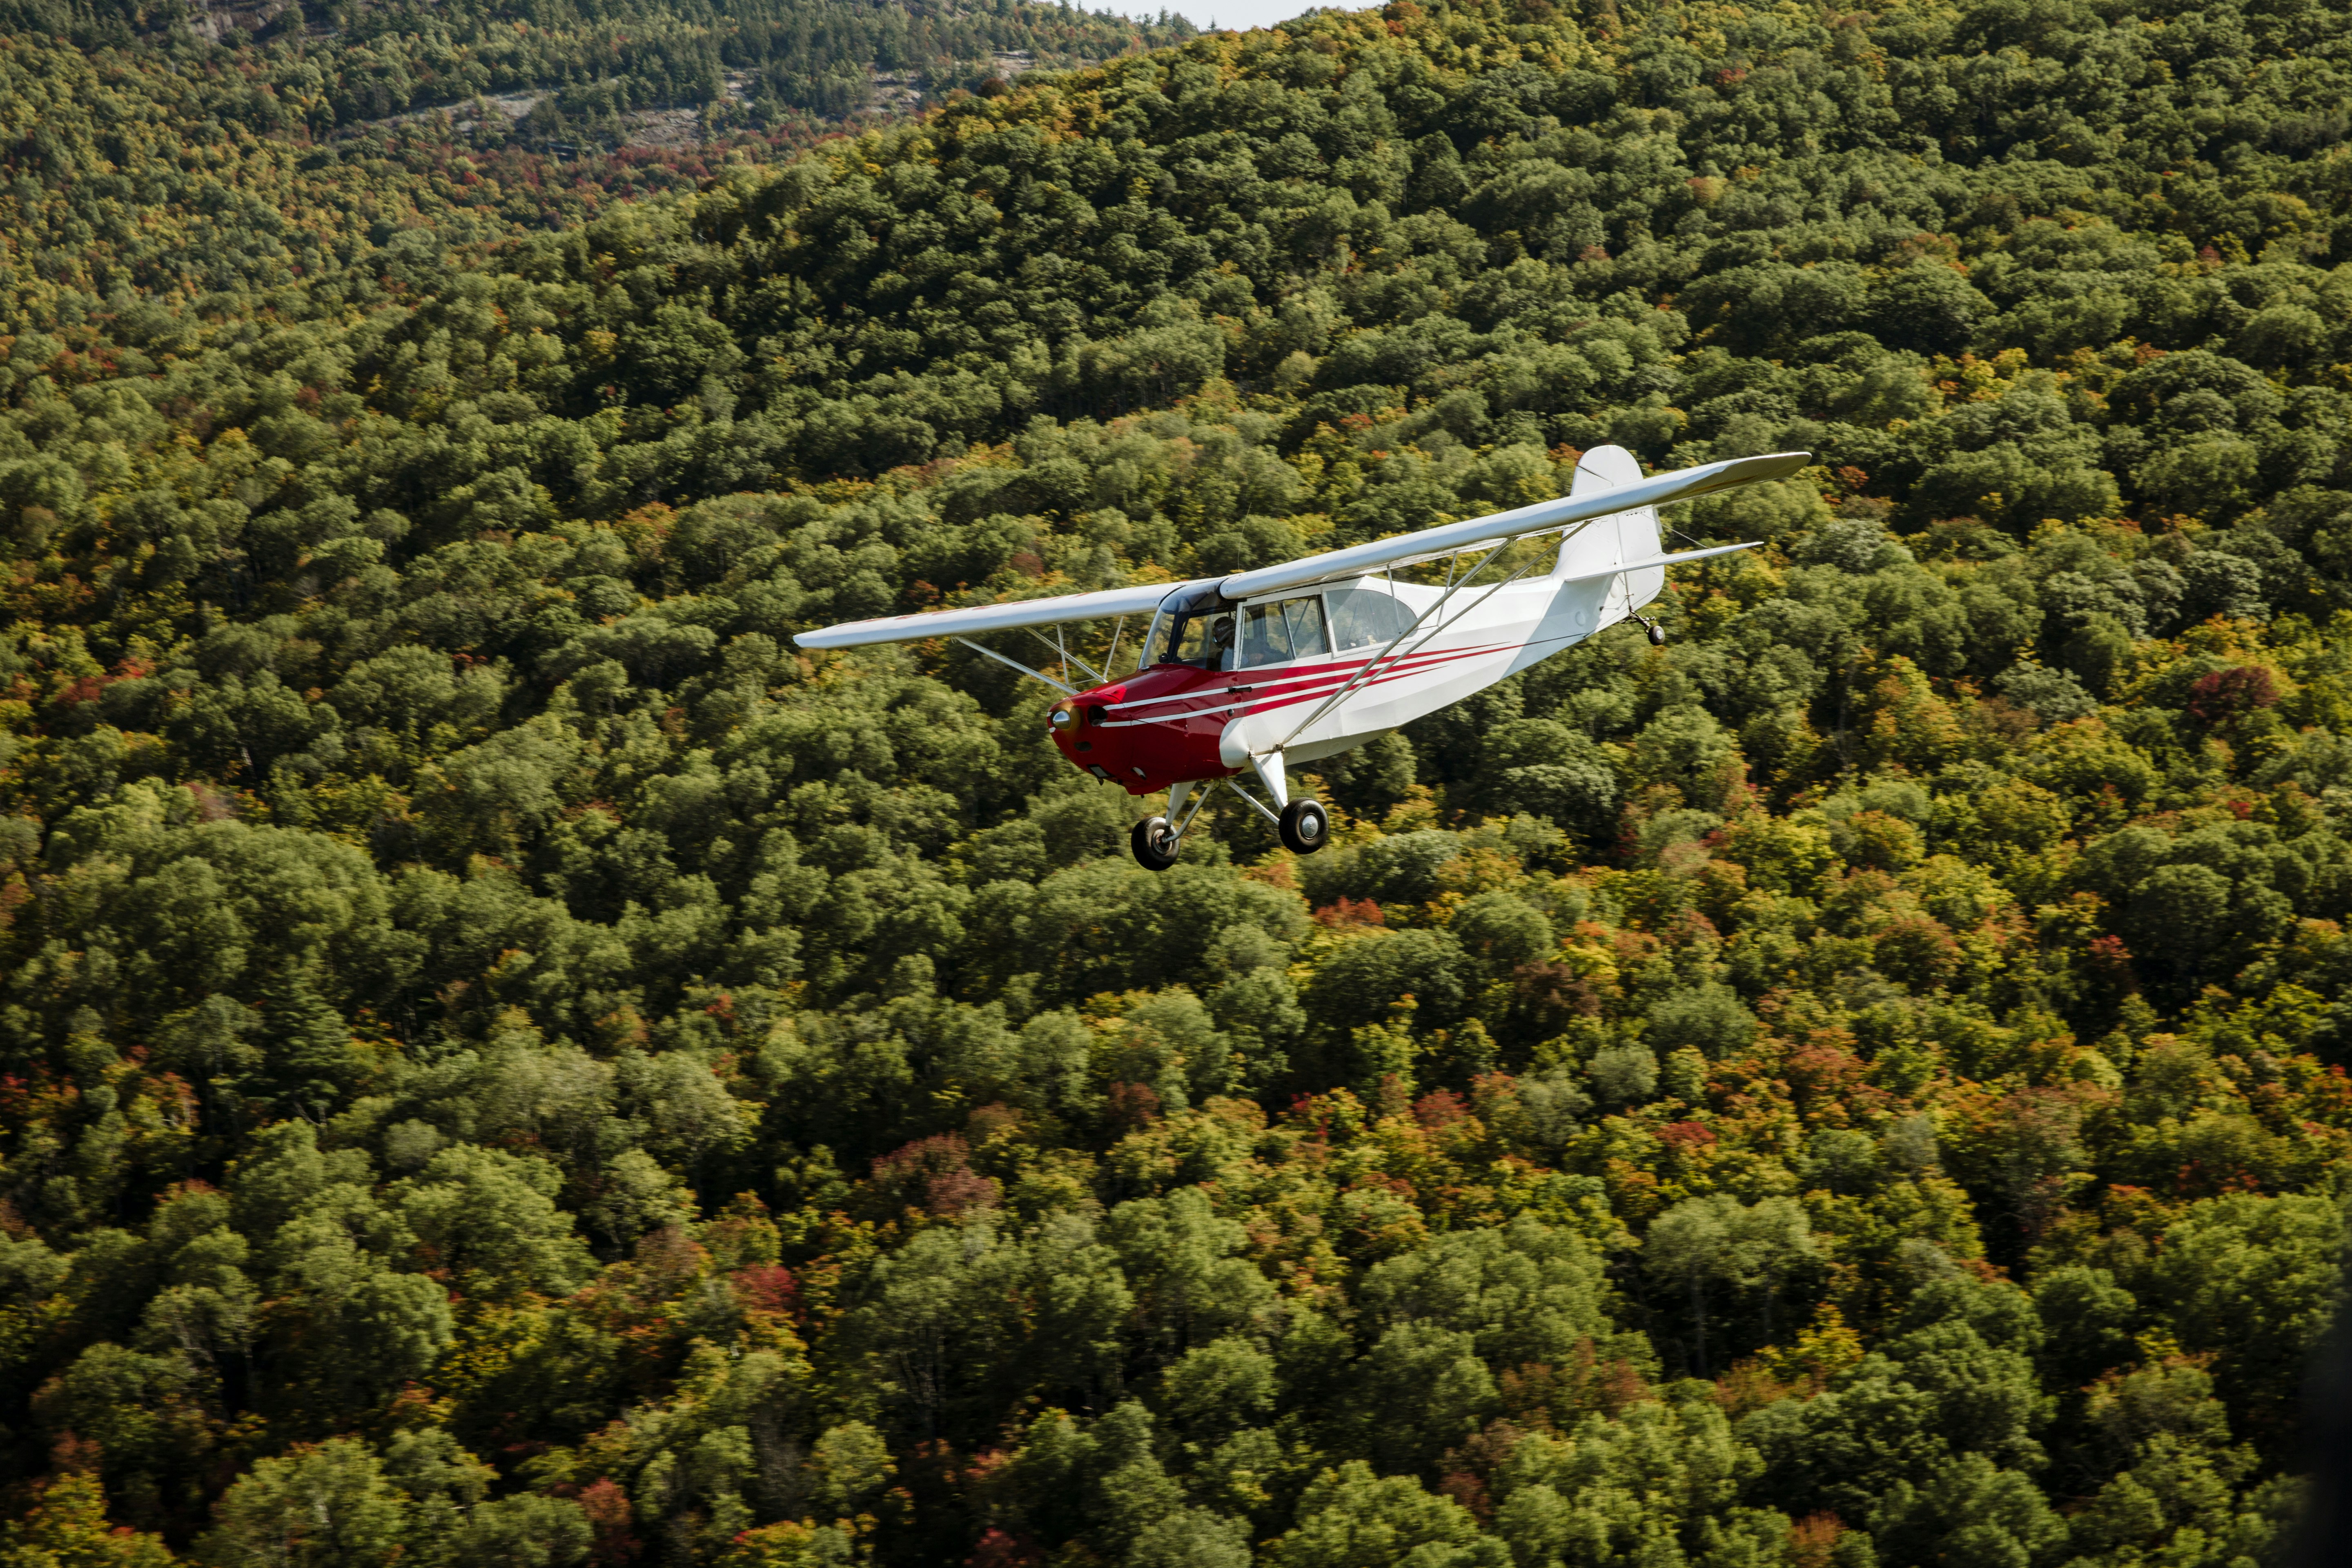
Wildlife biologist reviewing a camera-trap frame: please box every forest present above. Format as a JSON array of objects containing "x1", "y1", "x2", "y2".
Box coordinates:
[
  {"x1": 4, "y1": 0, "x2": 1192, "y2": 128},
  {"x1": 1, "y1": 0, "x2": 1191, "y2": 325},
  {"x1": 4, "y1": 0, "x2": 2352, "y2": 1562}
]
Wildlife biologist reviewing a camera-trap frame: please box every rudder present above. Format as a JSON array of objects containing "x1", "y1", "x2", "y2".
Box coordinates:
[{"x1": 1553, "y1": 444, "x2": 1664, "y2": 617}]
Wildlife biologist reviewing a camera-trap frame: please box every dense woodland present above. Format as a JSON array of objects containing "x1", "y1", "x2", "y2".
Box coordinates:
[
  {"x1": 5, "y1": 0, "x2": 2352, "y2": 1562},
  {"x1": 3, "y1": 0, "x2": 1191, "y2": 127},
  {"x1": 0, "y1": 0, "x2": 1191, "y2": 324}
]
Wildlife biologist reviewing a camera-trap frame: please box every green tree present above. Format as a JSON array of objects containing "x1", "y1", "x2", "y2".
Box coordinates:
[
  {"x1": 196, "y1": 1439, "x2": 407, "y2": 1568},
  {"x1": 1266, "y1": 1463, "x2": 1509, "y2": 1568},
  {"x1": 1643, "y1": 1195, "x2": 1816, "y2": 1374}
]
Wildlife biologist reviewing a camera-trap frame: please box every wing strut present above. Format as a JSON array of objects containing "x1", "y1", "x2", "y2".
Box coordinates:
[
  {"x1": 956, "y1": 637, "x2": 1075, "y2": 695},
  {"x1": 1033, "y1": 625, "x2": 1104, "y2": 686}
]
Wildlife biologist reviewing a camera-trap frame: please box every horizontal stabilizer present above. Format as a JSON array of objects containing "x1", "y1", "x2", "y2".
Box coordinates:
[
  {"x1": 1558, "y1": 539, "x2": 1763, "y2": 583},
  {"x1": 793, "y1": 577, "x2": 1213, "y2": 650}
]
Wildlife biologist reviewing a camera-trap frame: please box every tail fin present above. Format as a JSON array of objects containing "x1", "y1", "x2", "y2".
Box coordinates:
[{"x1": 1552, "y1": 444, "x2": 1664, "y2": 615}]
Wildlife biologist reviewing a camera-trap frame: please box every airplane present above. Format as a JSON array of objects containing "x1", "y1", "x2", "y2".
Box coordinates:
[{"x1": 795, "y1": 445, "x2": 1810, "y2": 870}]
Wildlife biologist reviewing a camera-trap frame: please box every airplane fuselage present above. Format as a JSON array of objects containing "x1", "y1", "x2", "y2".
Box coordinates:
[{"x1": 1047, "y1": 560, "x2": 1638, "y2": 795}]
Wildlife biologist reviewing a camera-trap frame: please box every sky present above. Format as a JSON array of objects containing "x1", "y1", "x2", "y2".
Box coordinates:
[{"x1": 1161, "y1": 0, "x2": 1378, "y2": 34}]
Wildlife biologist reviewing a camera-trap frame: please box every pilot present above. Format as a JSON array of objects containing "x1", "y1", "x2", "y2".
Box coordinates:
[{"x1": 1208, "y1": 614, "x2": 1235, "y2": 669}]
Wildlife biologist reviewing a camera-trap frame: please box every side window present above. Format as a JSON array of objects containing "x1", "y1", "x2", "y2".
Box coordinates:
[
  {"x1": 1241, "y1": 597, "x2": 1331, "y2": 666},
  {"x1": 1284, "y1": 597, "x2": 1330, "y2": 659},
  {"x1": 1327, "y1": 586, "x2": 1414, "y2": 650},
  {"x1": 1203, "y1": 613, "x2": 1236, "y2": 670},
  {"x1": 1241, "y1": 601, "x2": 1294, "y2": 665}
]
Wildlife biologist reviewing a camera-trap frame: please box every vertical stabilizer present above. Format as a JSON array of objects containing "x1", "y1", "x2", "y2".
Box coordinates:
[{"x1": 1552, "y1": 444, "x2": 1664, "y2": 617}]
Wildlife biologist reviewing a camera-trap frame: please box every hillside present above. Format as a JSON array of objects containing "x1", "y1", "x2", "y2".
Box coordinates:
[
  {"x1": 3, "y1": 0, "x2": 2352, "y2": 1563},
  {"x1": 0, "y1": 0, "x2": 1193, "y2": 324}
]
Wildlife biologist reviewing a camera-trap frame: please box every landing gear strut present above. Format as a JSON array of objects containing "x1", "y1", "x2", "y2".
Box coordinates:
[
  {"x1": 1246, "y1": 751, "x2": 1326, "y2": 856},
  {"x1": 1131, "y1": 780, "x2": 1210, "y2": 872},
  {"x1": 1131, "y1": 788, "x2": 1332, "y2": 870}
]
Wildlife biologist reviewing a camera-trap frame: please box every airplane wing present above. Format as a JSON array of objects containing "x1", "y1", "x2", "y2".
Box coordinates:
[
  {"x1": 794, "y1": 451, "x2": 1806, "y2": 650},
  {"x1": 793, "y1": 577, "x2": 1214, "y2": 650},
  {"x1": 1215, "y1": 450, "x2": 1809, "y2": 600}
]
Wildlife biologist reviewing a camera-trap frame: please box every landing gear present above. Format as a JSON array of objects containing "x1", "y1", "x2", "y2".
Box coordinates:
[
  {"x1": 1637, "y1": 614, "x2": 1668, "y2": 646},
  {"x1": 1278, "y1": 797, "x2": 1330, "y2": 855},
  {"x1": 1130, "y1": 815, "x2": 1181, "y2": 871},
  {"x1": 1133, "y1": 780, "x2": 1324, "y2": 870}
]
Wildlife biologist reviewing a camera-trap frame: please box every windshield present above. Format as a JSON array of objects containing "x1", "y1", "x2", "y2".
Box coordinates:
[{"x1": 1145, "y1": 602, "x2": 1238, "y2": 670}]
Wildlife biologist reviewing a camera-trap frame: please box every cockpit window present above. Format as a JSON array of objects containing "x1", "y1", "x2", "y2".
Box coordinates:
[
  {"x1": 1144, "y1": 603, "x2": 1237, "y2": 670},
  {"x1": 1326, "y1": 585, "x2": 1417, "y2": 650},
  {"x1": 1149, "y1": 586, "x2": 1399, "y2": 668},
  {"x1": 1239, "y1": 597, "x2": 1330, "y2": 666}
]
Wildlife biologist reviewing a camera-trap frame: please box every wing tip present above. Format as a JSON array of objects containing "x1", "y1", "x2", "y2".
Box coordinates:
[
  {"x1": 792, "y1": 622, "x2": 901, "y2": 650},
  {"x1": 791, "y1": 577, "x2": 1199, "y2": 650},
  {"x1": 795, "y1": 612, "x2": 941, "y2": 650}
]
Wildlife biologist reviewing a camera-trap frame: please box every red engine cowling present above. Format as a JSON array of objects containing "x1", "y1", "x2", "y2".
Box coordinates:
[{"x1": 1048, "y1": 665, "x2": 1238, "y2": 794}]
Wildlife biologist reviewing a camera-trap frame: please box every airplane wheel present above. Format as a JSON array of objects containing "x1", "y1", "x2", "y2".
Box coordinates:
[
  {"x1": 1278, "y1": 798, "x2": 1330, "y2": 855},
  {"x1": 1130, "y1": 815, "x2": 1181, "y2": 871}
]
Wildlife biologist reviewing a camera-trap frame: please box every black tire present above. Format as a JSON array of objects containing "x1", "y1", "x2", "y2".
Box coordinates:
[
  {"x1": 1130, "y1": 815, "x2": 1181, "y2": 871},
  {"x1": 1278, "y1": 797, "x2": 1330, "y2": 855}
]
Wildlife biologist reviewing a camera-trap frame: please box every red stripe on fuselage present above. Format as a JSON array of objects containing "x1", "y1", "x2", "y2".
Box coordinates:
[
  {"x1": 1232, "y1": 642, "x2": 1507, "y2": 723},
  {"x1": 1103, "y1": 642, "x2": 1510, "y2": 727}
]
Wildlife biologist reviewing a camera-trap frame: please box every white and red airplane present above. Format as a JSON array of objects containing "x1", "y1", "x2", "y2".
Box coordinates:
[{"x1": 796, "y1": 445, "x2": 1809, "y2": 869}]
